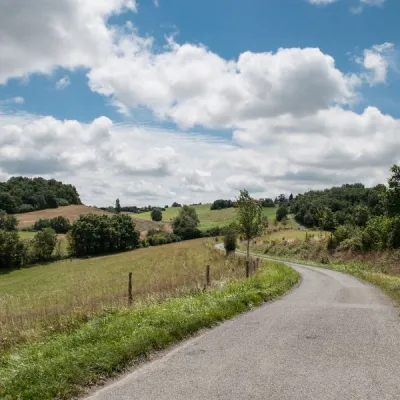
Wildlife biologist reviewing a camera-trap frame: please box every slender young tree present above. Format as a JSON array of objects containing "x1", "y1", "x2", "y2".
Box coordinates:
[
  {"x1": 115, "y1": 198, "x2": 121, "y2": 214},
  {"x1": 236, "y1": 190, "x2": 267, "y2": 277}
]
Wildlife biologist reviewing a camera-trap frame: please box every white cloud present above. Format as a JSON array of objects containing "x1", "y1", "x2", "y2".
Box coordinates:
[
  {"x1": 0, "y1": 96, "x2": 24, "y2": 105},
  {"x1": 308, "y1": 0, "x2": 338, "y2": 5},
  {"x1": 308, "y1": 0, "x2": 387, "y2": 12},
  {"x1": 358, "y1": 43, "x2": 395, "y2": 85},
  {"x1": 0, "y1": 108, "x2": 399, "y2": 206},
  {"x1": 0, "y1": 0, "x2": 136, "y2": 84},
  {"x1": 88, "y1": 40, "x2": 357, "y2": 130},
  {"x1": 56, "y1": 76, "x2": 71, "y2": 90}
]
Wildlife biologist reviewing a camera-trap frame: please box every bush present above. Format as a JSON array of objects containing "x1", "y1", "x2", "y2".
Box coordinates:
[
  {"x1": 68, "y1": 214, "x2": 140, "y2": 257},
  {"x1": 210, "y1": 199, "x2": 235, "y2": 210},
  {"x1": 30, "y1": 228, "x2": 57, "y2": 262},
  {"x1": 0, "y1": 212, "x2": 18, "y2": 231},
  {"x1": 151, "y1": 208, "x2": 163, "y2": 222},
  {"x1": 172, "y1": 206, "x2": 201, "y2": 240},
  {"x1": 224, "y1": 228, "x2": 237, "y2": 255},
  {"x1": 33, "y1": 216, "x2": 71, "y2": 234},
  {"x1": 276, "y1": 204, "x2": 289, "y2": 222},
  {"x1": 18, "y1": 204, "x2": 35, "y2": 213},
  {"x1": 57, "y1": 198, "x2": 70, "y2": 207},
  {"x1": 146, "y1": 229, "x2": 181, "y2": 246},
  {"x1": 0, "y1": 230, "x2": 27, "y2": 269}
]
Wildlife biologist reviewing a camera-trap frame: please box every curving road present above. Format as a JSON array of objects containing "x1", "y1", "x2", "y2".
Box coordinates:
[{"x1": 86, "y1": 260, "x2": 400, "y2": 400}]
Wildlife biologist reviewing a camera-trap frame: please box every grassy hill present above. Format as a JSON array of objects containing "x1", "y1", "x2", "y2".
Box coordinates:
[{"x1": 132, "y1": 204, "x2": 277, "y2": 230}]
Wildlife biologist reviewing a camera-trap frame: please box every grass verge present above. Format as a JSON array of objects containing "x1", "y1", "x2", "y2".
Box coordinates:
[
  {"x1": 0, "y1": 261, "x2": 299, "y2": 400},
  {"x1": 249, "y1": 249, "x2": 400, "y2": 306}
]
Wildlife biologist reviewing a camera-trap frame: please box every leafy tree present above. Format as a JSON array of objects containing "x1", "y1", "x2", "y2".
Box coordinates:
[
  {"x1": 0, "y1": 230, "x2": 27, "y2": 269},
  {"x1": 172, "y1": 206, "x2": 201, "y2": 240},
  {"x1": 387, "y1": 164, "x2": 400, "y2": 217},
  {"x1": 211, "y1": 199, "x2": 235, "y2": 210},
  {"x1": 289, "y1": 193, "x2": 294, "y2": 202},
  {"x1": 352, "y1": 204, "x2": 370, "y2": 227},
  {"x1": 276, "y1": 204, "x2": 289, "y2": 222},
  {"x1": 388, "y1": 217, "x2": 400, "y2": 249},
  {"x1": 50, "y1": 216, "x2": 71, "y2": 234},
  {"x1": 171, "y1": 202, "x2": 182, "y2": 208},
  {"x1": 236, "y1": 190, "x2": 267, "y2": 274},
  {"x1": 115, "y1": 198, "x2": 121, "y2": 214},
  {"x1": 0, "y1": 193, "x2": 18, "y2": 214},
  {"x1": 317, "y1": 207, "x2": 336, "y2": 231},
  {"x1": 151, "y1": 208, "x2": 163, "y2": 222},
  {"x1": 259, "y1": 198, "x2": 275, "y2": 207},
  {"x1": 224, "y1": 226, "x2": 237, "y2": 255},
  {"x1": 0, "y1": 211, "x2": 18, "y2": 231},
  {"x1": 31, "y1": 228, "x2": 57, "y2": 262},
  {"x1": 303, "y1": 211, "x2": 315, "y2": 227}
]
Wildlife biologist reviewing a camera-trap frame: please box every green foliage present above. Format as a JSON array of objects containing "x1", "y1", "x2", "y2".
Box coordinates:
[
  {"x1": 259, "y1": 198, "x2": 275, "y2": 207},
  {"x1": 388, "y1": 217, "x2": 400, "y2": 249},
  {"x1": 0, "y1": 230, "x2": 27, "y2": 269},
  {"x1": 68, "y1": 214, "x2": 140, "y2": 257},
  {"x1": 30, "y1": 228, "x2": 57, "y2": 262},
  {"x1": 146, "y1": 229, "x2": 181, "y2": 246},
  {"x1": 172, "y1": 205, "x2": 201, "y2": 240},
  {"x1": 115, "y1": 198, "x2": 121, "y2": 214},
  {"x1": 0, "y1": 177, "x2": 80, "y2": 213},
  {"x1": 352, "y1": 204, "x2": 370, "y2": 227},
  {"x1": 171, "y1": 202, "x2": 182, "y2": 208},
  {"x1": 0, "y1": 211, "x2": 18, "y2": 231},
  {"x1": 33, "y1": 216, "x2": 71, "y2": 234},
  {"x1": 317, "y1": 207, "x2": 336, "y2": 231},
  {"x1": 387, "y1": 164, "x2": 400, "y2": 217},
  {"x1": 224, "y1": 227, "x2": 237, "y2": 255},
  {"x1": 150, "y1": 208, "x2": 163, "y2": 222},
  {"x1": 211, "y1": 199, "x2": 235, "y2": 210},
  {"x1": 236, "y1": 190, "x2": 267, "y2": 260},
  {"x1": 276, "y1": 204, "x2": 289, "y2": 222}
]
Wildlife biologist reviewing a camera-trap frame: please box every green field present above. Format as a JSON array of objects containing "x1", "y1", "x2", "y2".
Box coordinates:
[
  {"x1": 17, "y1": 231, "x2": 36, "y2": 239},
  {"x1": 131, "y1": 204, "x2": 277, "y2": 230}
]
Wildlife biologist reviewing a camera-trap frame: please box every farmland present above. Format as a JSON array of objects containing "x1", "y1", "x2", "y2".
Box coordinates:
[
  {"x1": 132, "y1": 204, "x2": 277, "y2": 230},
  {"x1": 0, "y1": 239, "x2": 247, "y2": 350}
]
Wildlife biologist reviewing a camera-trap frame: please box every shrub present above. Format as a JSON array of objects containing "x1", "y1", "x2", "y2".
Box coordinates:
[
  {"x1": 18, "y1": 204, "x2": 35, "y2": 213},
  {"x1": 146, "y1": 230, "x2": 181, "y2": 246},
  {"x1": 30, "y1": 228, "x2": 57, "y2": 262},
  {"x1": 49, "y1": 216, "x2": 71, "y2": 234},
  {"x1": 276, "y1": 204, "x2": 289, "y2": 222},
  {"x1": 0, "y1": 212, "x2": 18, "y2": 231},
  {"x1": 172, "y1": 206, "x2": 201, "y2": 240},
  {"x1": 57, "y1": 198, "x2": 70, "y2": 207},
  {"x1": 224, "y1": 228, "x2": 237, "y2": 255},
  {"x1": 0, "y1": 230, "x2": 27, "y2": 269},
  {"x1": 68, "y1": 214, "x2": 140, "y2": 257},
  {"x1": 151, "y1": 208, "x2": 163, "y2": 222}
]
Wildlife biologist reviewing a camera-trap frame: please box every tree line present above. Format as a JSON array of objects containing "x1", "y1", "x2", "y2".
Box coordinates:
[{"x1": 0, "y1": 177, "x2": 81, "y2": 214}]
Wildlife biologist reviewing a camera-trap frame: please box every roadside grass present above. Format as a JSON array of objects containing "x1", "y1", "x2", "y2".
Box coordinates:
[
  {"x1": 0, "y1": 261, "x2": 299, "y2": 400},
  {"x1": 131, "y1": 204, "x2": 277, "y2": 231},
  {"x1": 246, "y1": 237, "x2": 400, "y2": 307},
  {"x1": 262, "y1": 229, "x2": 328, "y2": 242},
  {"x1": 0, "y1": 239, "x2": 251, "y2": 350}
]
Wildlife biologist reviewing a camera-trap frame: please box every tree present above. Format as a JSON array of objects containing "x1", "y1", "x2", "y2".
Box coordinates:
[
  {"x1": 0, "y1": 211, "x2": 18, "y2": 231},
  {"x1": 171, "y1": 202, "x2": 182, "y2": 208},
  {"x1": 352, "y1": 204, "x2": 370, "y2": 227},
  {"x1": 31, "y1": 228, "x2": 57, "y2": 262},
  {"x1": 387, "y1": 164, "x2": 400, "y2": 217},
  {"x1": 276, "y1": 204, "x2": 289, "y2": 222},
  {"x1": 224, "y1": 226, "x2": 237, "y2": 255},
  {"x1": 289, "y1": 193, "x2": 294, "y2": 202},
  {"x1": 235, "y1": 190, "x2": 267, "y2": 276},
  {"x1": 151, "y1": 208, "x2": 163, "y2": 222},
  {"x1": 172, "y1": 206, "x2": 200, "y2": 240},
  {"x1": 0, "y1": 193, "x2": 18, "y2": 214},
  {"x1": 115, "y1": 198, "x2": 121, "y2": 214},
  {"x1": 0, "y1": 230, "x2": 27, "y2": 269}
]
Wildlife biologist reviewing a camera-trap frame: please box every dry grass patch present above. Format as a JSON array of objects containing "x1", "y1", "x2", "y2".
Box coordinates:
[{"x1": 0, "y1": 239, "x2": 246, "y2": 350}]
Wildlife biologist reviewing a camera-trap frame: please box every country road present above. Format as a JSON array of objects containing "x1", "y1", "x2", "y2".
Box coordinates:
[{"x1": 86, "y1": 258, "x2": 400, "y2": 400}]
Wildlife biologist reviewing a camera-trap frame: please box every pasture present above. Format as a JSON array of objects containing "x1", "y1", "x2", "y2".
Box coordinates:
[
  {"x1": 0, "y1": 239, "x2": 246, "y2": 350},
  {"x1": 132, "y1": 204, "x2": 277, "y2": 230}
]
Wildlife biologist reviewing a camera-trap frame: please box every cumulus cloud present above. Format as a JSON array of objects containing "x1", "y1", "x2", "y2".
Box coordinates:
[
  {"x1": 358, "y1": 43, "x2": 395, "y2": 85},
  {"x1": 0, "y1": 0, "x2": 136, "y2": 84},
  {"x1": 56, "y1": 76, "x2": 71, "y2": 90},
  {"x1": 0, "y1": 96, "x2": 24, "y2": 105},
  {"x1": 0, "y1": 108, "x2": 398, "y2": 206}
]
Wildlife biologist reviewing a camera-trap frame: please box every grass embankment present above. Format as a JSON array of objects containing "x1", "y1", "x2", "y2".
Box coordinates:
[
  {"x1": 132, "y1": 204, "x2": 277, "y2": 231},
  {"x1": 0, "y1": 239, "x2": 246, "y2": 350},
  {"x1": 0, "y1": 260, "x2": 299, "y2": 400},
  {"x1": 247, "y1": 234, "x2": 400, "y2": 306}
]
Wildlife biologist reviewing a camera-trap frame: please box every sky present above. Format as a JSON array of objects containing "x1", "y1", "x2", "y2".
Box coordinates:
[{"x1": 0, "y1": 0, "x2": 399, "y2": 207}]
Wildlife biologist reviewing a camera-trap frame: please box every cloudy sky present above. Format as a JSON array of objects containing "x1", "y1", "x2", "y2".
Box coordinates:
[{"x1": 0, "y1": 0, "x2": 399, "y2": 206}]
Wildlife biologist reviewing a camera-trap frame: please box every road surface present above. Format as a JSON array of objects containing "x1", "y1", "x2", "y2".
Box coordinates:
[{"x1": 86, "y1": 260, "x2": 400, "y2": 400}]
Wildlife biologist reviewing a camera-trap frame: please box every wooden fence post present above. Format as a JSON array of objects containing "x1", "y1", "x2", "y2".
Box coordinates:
[
  {"x1": 206, "y1": 265, "x2": 211, "y2": 287},
  {"x1": 128, "y1": 272, "x2": 133, "y2": 305}
]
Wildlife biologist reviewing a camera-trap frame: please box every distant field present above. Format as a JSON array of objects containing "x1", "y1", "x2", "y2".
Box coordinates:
[
  {"x1": 132, "y1": 204, "x2": 277, "y2": 231},
  {"x1": 265, "y1": 229, "x2": 328, "y2": 242},
  {"x1": 0, "y1": 239, "x2": 245, "y2": 350},
  {"x1": 14, "y1": 205, "x2": 164, "y2": 235}
]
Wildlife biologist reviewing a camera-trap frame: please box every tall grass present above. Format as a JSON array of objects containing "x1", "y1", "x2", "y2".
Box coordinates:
[
  {"x1": 0, "y1": 261, "x2": 299, "y2": 400},
  {"x1": 0, "y1": 239, "x2": 248, "y2": 350}
]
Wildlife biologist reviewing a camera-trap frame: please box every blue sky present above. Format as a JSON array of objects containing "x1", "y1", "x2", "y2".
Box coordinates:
[{"x1": 0, "y1": 0, "x2": 399, "y2": 206}]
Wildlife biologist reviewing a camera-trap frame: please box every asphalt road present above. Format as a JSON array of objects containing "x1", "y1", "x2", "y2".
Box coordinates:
[{"x1": 86, "y1": 260, "x2": 400, "y2": 400}]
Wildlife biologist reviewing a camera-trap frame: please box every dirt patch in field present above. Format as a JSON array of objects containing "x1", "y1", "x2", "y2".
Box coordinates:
[{"x1": 15, "y1": 205, "x2": 170, "y2": 234}]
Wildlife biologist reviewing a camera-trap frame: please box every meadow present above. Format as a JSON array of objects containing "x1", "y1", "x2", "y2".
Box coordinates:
[
  {"x1": 132, "y1": 204, "x2": 277, "y2": 230},
  {"x1": 0, "y1": 239, "x2": 248, "y2": 350}
]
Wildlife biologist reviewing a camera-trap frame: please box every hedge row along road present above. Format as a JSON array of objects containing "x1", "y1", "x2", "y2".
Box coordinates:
[{"x1": 86, "y1": 251, "x2": 400, "y2": 400}]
